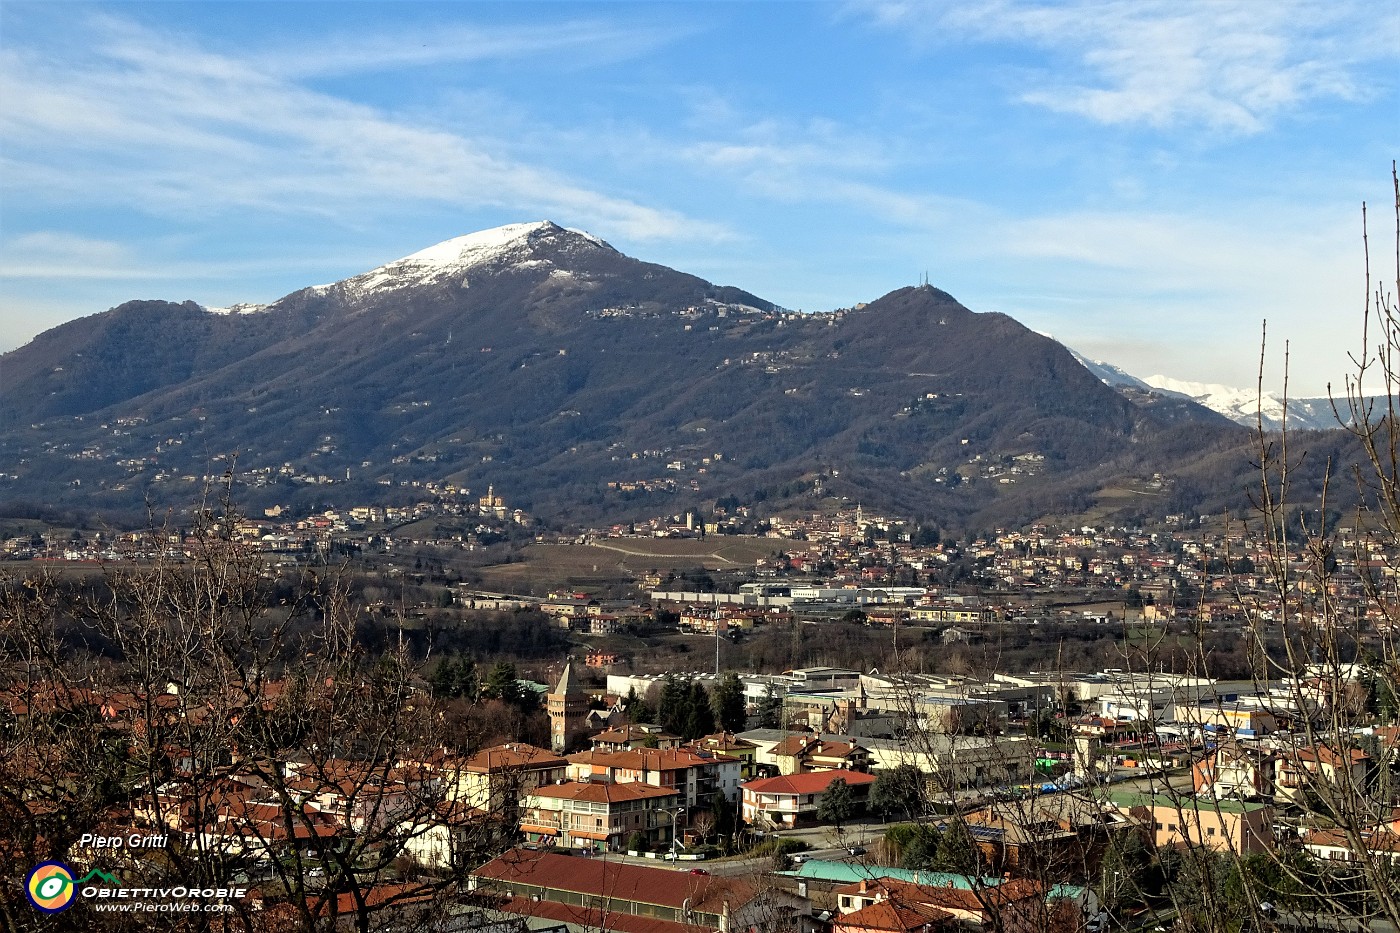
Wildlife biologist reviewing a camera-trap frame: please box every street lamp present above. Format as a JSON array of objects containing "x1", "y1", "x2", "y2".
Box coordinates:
[{"x1": 670, "y1": 807, "x2": 686, "y2": 860}]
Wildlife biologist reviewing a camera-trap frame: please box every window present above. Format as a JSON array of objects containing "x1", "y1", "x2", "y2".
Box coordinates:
[
  {"x1": 806, "y1": 795, "x2": 815, "y2": 804},
  {"x1": 1206, "y1": 827, "x2": 1216, "y2": 837}
]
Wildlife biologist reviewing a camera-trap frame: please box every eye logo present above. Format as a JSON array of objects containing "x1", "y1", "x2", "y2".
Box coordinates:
[{"x1": 26, "y1": 861, "x2": 76, "y2": 913}]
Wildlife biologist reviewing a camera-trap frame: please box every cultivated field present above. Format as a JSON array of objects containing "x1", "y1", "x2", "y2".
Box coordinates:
[{"x1": 477, "y1": 535, "x2": 801, "y2": 591}]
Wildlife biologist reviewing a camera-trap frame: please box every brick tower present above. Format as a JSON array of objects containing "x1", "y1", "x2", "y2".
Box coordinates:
[{"x1": 547, "y1": 660, "x2": 589, "y2": 753}]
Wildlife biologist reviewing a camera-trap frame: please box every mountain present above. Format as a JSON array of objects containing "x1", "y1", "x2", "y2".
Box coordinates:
[
  {"x1": 1, "y1": 222, "x2": 1268, "y2": 531},
  {"x1": 1066, "y1": 347, "x2": 1347, "y2": 432},
  {"x1": 1137, "y1": 375, "x2": 1348, "y2": 433}
]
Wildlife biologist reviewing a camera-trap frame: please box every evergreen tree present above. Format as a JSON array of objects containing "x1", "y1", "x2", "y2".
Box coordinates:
[
  {"x1": 1100, "y1": 830, "x2": 1154, "y2": 912},
  {"x1": 816, "y1": 777, "x2": 856, "y2": 829},
  {"x1": 932, "y1": 819, "x2": 980, "y2": 874},
  {"x1": 482, "y1": 661, "x2": 520, "y2": 704},
  {"x1": 429, "y1": 658, "x2": 456, "y2": 699},
  {"x1": 452, "y1": 656, "x2": 478, "y2": 700},
  {"x1": 710, "y1": 791, "x2": 737, "y2": 846},
  {"x1": 900, "y1": 826, "x2": 939, "y2": 871},
  {"x1": 429, "y1": 655, "x2": 477, "y2": 700},
  {"x1": 756, "y1": 684, "x2": 784, "y2": 729},
  {"x1": 685, "y1": 681, "x2": 715, "y2": 739},
  {"x1": 711, "y1": 672, "x2": 747, "y2": 733},
  {"x1": 658, "y1": 675, "x2": 688, "y2": 735}
]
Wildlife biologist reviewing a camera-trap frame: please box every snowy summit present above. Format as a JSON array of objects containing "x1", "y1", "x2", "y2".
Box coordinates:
[{"x1": 342, "y1": 221, "x2": 613, "y2": 294}]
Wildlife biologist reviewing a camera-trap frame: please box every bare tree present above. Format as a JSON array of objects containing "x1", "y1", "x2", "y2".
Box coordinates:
[{"x1": 1, "y1": 495, "x2": 513, "y2": 932}]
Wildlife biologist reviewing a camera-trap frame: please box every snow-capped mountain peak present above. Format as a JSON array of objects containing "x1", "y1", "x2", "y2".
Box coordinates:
[
  {"x1": 338, "y1": 221, "x2": 614, "y2": 295},
  {"x1": 203, "y1": 302, "x2": 269, "y2": 316},
  {"x1": 1064, "y1": 347, "x2": 1152, "y2": 392},
  {"x1": 394, "y1": 221, "x2": 610, "y2": 269},
  {"x1": 1066, "y1": 344, "x2": 1345, "y2": 432},
  {"x1": 1140, "y1": 374, "x2": 1288, "y2": 427}
]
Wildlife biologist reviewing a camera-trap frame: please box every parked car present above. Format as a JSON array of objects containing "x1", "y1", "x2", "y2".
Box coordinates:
[{"x1": 847, "y1": 846, "x2": 867, "y2": 856}]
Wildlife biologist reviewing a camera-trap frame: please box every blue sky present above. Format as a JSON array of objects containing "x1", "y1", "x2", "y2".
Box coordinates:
[{"x1": 1, "y1": 1, "x2": 1396, "y2": 395}]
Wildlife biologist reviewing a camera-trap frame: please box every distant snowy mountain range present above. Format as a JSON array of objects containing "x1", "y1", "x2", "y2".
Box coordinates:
[{"x1": 1068, "y1": 348, "x2": 1346, "y2": 432}]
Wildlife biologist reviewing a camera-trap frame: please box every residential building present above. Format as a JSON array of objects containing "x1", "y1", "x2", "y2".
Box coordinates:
[
  {"x1": 741, "y1": 768, "x2": 875, "y2": 828},
  {"x1": 567, "y1": 746, "x2": 743, "y2": 808},
  {"x1": 1110, "y1": 791, "x2": 1274, "y2": 856},
  {"x1": 771, "y1": 734, "x2": 873, "y2": 775},
  {"x1": 1274, "y1": 743, "x2": 1371, "y2": 805},
  {"x1": 445, "y1": 742, "x2": 569, "y2": 811},
  {"x1": 520, "y1": 780, "x2": 679, "y2": 851}
]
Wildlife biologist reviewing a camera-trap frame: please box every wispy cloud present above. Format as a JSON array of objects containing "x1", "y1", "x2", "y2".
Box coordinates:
[
  {"x1": 854, "y1": 0, "x2": 1398, "y2": 132},
  {"x1": 1, "y1": 232, "x2": 134, "y2": 276},
  {"x1": 0, "y1": 230, "x2": 392, "y2": 282},
  {"x1": 251, "y1": 19, "x2": 694, "y2": 79},
  {"x1": 0, "y1": 14, "x2": 723, "y2": 242}
]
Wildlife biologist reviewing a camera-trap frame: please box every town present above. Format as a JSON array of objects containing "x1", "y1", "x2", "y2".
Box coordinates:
[{"x1": 2, "y1": 489, "x2": 1396, "y2": 932}]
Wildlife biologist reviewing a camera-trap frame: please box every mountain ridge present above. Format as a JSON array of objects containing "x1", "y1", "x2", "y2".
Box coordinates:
[
  {"x1": 1066, "y1": 346, "x2": 1348, "y2": 432},
  {"x1": 0, "y1": 223, "x2": 1284, "y2": 531}
]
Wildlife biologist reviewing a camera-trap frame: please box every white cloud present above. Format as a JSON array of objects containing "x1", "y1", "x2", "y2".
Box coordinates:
[
  {"x1": 855, "y1": 0, "x2": 1398, "y2": 132},
  {"x1": 1, "y1": 232, "x2": 133, "y2": 276},
  {"x1": 250, "y1": 19, "x2": 693, "y2": 79},
  {"x1": 0, "y1": 14, "x2": 723, "y2": 243}
]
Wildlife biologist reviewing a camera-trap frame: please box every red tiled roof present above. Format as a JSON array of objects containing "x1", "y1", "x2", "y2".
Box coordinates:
[
  {"x1": 309, "y1": 882, "x2": 437, "y2": 918},
  {"x1": 531, "y1": 781, "x2": 679, "y2": 804},
  {"x1": 463, "y1": 743, "x2": 567, "y2": 772},
  {"x1": 569, "y1": 748, "x2": 738, "y2": 770},
  {"x1": 837, "y1": 898, "x2": 952, "y2": 933},
  {"x1": 1306, "y1": 828, "x2": 1400, "y2": 853},
  {"x1": 742, "y1": 769, "x2": 875, "y2": 795},
  {"x1": 472, "y1": 849, "x2": 756, "y2": 914}
]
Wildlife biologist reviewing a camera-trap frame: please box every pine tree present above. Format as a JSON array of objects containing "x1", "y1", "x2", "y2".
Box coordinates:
[
  {"x1": 932, "y1": 819, "x2": 980, "y2": 874},
  {"x1": 429, "y1": 658, "x2": 456, "y2": 699},
  {"x1": 658, "y1": 675, "x2": 688, "y2": 735},
  {"x1": 711, "y1": 672, "x2": 747, "y2": 733},
  {"x1": 482, "y1": 661, "x2": 520, "y2": 704},
  {"x1": 756, "y1": 683, "x2": 784, "y2": 729},
  {"x1": 685, "y1": 681, "x2": 715, "y2": 739},
  {"x1": 452, "y1": 656, "x2": 478, "y2": 700}
]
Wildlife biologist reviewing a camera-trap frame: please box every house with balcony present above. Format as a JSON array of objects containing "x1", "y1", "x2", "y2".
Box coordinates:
[
  {"x1": 690, "y1": 732, "x2": 760, "y2": 779},
  {"x1": 771, "y1": 734, "x2": 873, "y2": 775},
  {"x1": 1274, "y1": 743, "x2": 1371, "y2": 805},
  {"x1": 445, "y1": 742, "x2": 569, "y2": 811},
  {"x1": 520, "y1": 780, "x2": 679, "y2": 851},
  {"x1": 1192, "y1": 742, "x2": 1275, "y2": 800},
  {"x1": 832, "y1": 876, "x2": 1051, "y2": 932},
  {"x1": 567, "y1": 746, "x2": 742, "y2": 808},
  {"x1": 1303, "y1": 827, "x2": 1400, "y2": 865},
  {"x1": 590, "y1": 723, "x2": 683, "y2": 751},
  {"x1": 741, "y1": 768, "x2": 875, "y2": 828}
]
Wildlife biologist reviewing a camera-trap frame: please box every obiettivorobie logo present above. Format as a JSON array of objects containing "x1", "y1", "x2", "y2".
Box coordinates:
[
  {"x1": 24, "y1": 861, "x2": 247, "y2": 915},
  {"x1": 25, "y1": 862, "x2": 116, "y2": 913}
]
